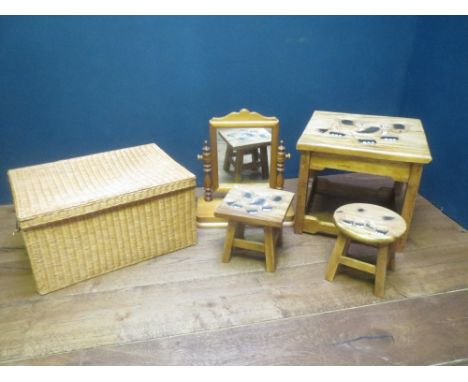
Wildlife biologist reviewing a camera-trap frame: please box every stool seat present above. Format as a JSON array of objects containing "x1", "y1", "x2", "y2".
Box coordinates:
[
  {"x1": 214, "y1": 186, "x2": 294, "y2": 272},
  {"x1": 334, "y1": 203, "x2": 407, "y2": 246},
  {"x1": 215, "y1": 186, "x2": 294, "y2": 228},
  {"x1": 325, "y1": 203, "x2": 407, "y2": 298}
]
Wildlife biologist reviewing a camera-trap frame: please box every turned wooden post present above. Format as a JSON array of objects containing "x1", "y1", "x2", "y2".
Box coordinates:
[
  {"x1": 276, "y1": 139, "x2": 290, "y2": 190},
  {"x1": 197, "y1": 140, "x2": 213, "y2": 201}
]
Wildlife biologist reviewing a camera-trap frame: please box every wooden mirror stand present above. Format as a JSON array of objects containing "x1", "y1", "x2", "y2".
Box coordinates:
[{"x1": 196, "y1": 109, "x2": 292, "y2": 227}]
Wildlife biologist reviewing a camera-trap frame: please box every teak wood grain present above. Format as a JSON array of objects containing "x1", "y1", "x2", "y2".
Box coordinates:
[{"x1": 0, "y1": 176, "x2": 467, "y2": 365}]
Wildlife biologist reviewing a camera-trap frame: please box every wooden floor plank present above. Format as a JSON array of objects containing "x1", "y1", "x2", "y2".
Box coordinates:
[
  {"x1": 434, "y1": 358, "x2": 468, "y2": 366},
  {"x1": 11, "y1": 289, "x2": 468, "y2": 366},
  {"x1": 1, "y1": 191, "x2": 466, "y2": 304},
  {"x1": 0, "y1": 226, "x2": 336, "y2": 303},
  {"x1": 0, "y1": 255, "x2": 400, "y2": 364},
  {"x1": 1, "y1": 235, "x2": 467, "y2": 364},
  {"x1": 0, "y1": 175, "x2": 467, "y2": 365}
]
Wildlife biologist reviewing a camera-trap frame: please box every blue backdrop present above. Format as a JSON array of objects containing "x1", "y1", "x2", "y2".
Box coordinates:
[
  {"x1": 0, "y1": 16, "x2": 466, "y2": 227},
  {"x1": 400, "y1": 16, "x2": 468, "y2": 228}
]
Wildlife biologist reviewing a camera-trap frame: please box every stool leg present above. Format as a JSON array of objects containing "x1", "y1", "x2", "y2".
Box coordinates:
[
  {"x1": 234, "y1": 150, "x2": 244, "y2": 182},
  {"x1": 223, "y1": 221, "x2": 237, "y2": 263},
  {"x1": 252, "y1": 149, "x2": 259, "y2": 172},
  {"x1": 325, "y1": 233, "x2": 350, "y2": 281},
  {"x1": 224, "y1": 146, "x2": 232, "y2": 172},
  {"x1": 387, "y1": 242, "x2": 396, "y2": 271},
  {"x1": 260, "y1": 146, "x2": 269, "y2": 179},
  {"x1": 235, "y1": 223, "x2": 245, "y2": 239},
  {"x1": 264, "y1": 227, "x2": 276, "y2": 272},
  {"x1": 375, "y1": 245, "x2": 389, "y2": 298},
  {"x1": 276, "y1": 227, "x2": 283, "y2": 247}
]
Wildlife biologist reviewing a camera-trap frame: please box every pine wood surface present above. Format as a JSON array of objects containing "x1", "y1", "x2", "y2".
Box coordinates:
[
  {"x1": 0, "y1": 176, "x2": 467, "y2": 365},
  {"x1": 196, "y1": 196, "x2": 295, "y2": 226},
  {"x1": 334, "y1": 203, "x2": 407, "y2": 245},
  {"x1": 214, "y1": 186, "x2": 295, "y2": 228}
]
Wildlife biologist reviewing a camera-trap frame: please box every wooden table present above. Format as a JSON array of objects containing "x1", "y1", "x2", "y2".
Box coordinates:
[{"x1": 294, "y1": 110, "x2": 432, "y2": 250}]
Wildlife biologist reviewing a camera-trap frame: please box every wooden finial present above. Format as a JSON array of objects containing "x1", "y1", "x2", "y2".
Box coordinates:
[
  {"x1": 197, "y1": 140, "x2": 213, "y2": 201},
  {"x1": 276, "y1": 139, "x2": 291, "y2": 190}
]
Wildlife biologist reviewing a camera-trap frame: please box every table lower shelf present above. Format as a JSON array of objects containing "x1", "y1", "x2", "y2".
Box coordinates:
[{"x1": 303, "y1": 175, "x2": 397, "y2": 236}]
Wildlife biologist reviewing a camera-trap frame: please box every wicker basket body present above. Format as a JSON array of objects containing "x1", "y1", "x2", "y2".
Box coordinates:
[{"x1": 8, "y1": 143, "x2": 197, "y2": 294}]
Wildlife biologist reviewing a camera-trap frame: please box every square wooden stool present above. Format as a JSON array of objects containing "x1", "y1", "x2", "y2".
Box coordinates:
[
  {"x1": 324, "y1": 203, "x2": 407, "y2": 297},
  {"x1": 218, "y1": 128, "x2": 271, "y2": 182},
  {"x1": 214, "y1": 187, "x2": 295, "y2": 272}
]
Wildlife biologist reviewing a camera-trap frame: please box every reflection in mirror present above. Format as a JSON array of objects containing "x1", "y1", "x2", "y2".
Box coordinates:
[{"x1": 217, "y1": 127, "x2": 272, "y2": 184}]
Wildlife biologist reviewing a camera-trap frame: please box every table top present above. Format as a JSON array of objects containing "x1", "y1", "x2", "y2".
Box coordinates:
[
  {"x1": 214, "y1": 186, "x2": 295, "y2": 227},
  {"x1": 334, "y1": 203, "x2": 407, "y2": 245},
  {"x1": 218, "y1": 128, "x2": 271, "y2": 150},
  {"x1": 296, "y1": 111, "x2": 432, "y2": 164}
]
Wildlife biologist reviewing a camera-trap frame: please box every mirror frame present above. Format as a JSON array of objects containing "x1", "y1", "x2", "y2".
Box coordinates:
[{"x1": 209, "y1": 108, "x2": 279, "y2": 193}]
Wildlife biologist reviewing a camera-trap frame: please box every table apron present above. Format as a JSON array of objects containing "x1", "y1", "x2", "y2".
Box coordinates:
[{"x1": 308, "y1": 152, "x2": 411, "y2": 182}]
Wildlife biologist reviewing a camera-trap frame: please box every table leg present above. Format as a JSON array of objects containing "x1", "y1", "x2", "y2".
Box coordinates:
[
  {"x1": 393, "y1": 181, "x2": 406, "y2": 212},
  {"x1": 305, "y1": 169, "x2": 320, "y2": 213},
  {"x1": 397, "y1": 164, "x2": 423, "y2": 251},
  {"x1": 294, "y1": 151, "x2": 311, "y2": 234}
]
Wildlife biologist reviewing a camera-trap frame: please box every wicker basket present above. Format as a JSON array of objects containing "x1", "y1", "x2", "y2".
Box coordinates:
[{"x1": 8, "y1": 143, "x2": 197, "y2": 294}]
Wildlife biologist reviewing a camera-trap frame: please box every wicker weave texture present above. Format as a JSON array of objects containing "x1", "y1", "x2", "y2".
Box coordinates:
[
  {"x1": 8, "y1": 143, "x2": 195, "y2": 229},
  {"x1": 8, "y1": 143, "x2": 197, "y2": 294},
  {"x1": 23, "y1": 188, "x2": 196, "y2": 295}
]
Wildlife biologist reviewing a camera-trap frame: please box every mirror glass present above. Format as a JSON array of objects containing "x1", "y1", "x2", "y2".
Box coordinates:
[{"x1": 217, "y1": 127, "x2": 272, "y2": 185}]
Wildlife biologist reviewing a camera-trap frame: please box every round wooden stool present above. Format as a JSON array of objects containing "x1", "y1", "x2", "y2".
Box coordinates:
[
  {"x1": 324, "y1": 203, "x2": 407, "y2": 297},
  {"x1": 214, "y1": 187, "x2": 295, "y2": 272}
]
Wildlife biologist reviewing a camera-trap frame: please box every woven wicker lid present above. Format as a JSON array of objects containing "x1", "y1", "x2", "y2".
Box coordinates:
[{"x1": 8, "y1": 143, "x2": 195, "y2": 229}]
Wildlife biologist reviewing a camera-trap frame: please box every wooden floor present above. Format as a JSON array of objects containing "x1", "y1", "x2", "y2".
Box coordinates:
[{"x1": 0, "y1": 176, "x2": 467, "y2": 365}]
